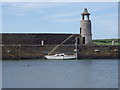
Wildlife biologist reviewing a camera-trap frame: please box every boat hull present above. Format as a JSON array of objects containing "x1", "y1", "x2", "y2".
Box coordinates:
[{"x1": 45, "y1": 55, "x2": 77, "y2": 60}]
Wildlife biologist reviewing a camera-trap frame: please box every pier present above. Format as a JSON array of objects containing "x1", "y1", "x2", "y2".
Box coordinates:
[{"x1": 2, "y1": 44, "x2": 119, "y2": 60}]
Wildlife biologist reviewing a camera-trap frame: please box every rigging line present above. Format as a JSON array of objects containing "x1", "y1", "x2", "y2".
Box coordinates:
[{"x1": 48, "y1": 35, "x2": 74, "y2": 55}]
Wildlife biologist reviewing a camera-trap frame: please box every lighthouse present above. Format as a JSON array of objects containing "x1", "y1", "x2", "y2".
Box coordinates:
[{"x1": 80, "y1": 8, "x2": 92, "y2": 45}]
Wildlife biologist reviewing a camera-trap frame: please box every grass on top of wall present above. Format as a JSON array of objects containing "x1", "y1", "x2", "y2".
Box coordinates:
[{"x1": 92, "y1": 39, "x2": 120, "y2": 45}]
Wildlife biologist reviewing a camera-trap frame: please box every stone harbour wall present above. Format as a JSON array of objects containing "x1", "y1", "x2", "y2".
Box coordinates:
[{"x1": 2, "y1": 45, "x2": 119, "y2": 60}]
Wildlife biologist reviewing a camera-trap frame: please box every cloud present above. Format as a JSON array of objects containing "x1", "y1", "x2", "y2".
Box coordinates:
[
  {"x1": 2, "y1": 2, "x2": 69, "y2": 16},
  {"x1": 42, "y1": 11, "x2": 81, "y2": 23},
  {"x1": 52, "y1": 18, "x2": 80, "y2": 22},
  {"x1": 3, "y1": 2, "x2": 81, "y2": 22},
  {"x1": 7, "y1": 2, "x2": 60, "y2": 9},
  {"x1": 92, "y1": 13, "x2": 118, "y2": 21},
  {"x1": 43, "y1": 2, "x2": 118, "y2": 23},
  {"x1": 37, "y1": 11, "x2": 43, "y2": 14},
  {"x1": 45, "y1": 12, "x2": 80, "y2": 19},
  {"x1": 3, "y1": 2, "x2": 68, "y2": 10}
]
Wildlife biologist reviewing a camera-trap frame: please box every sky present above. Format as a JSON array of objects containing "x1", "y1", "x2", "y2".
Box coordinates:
[{"x1": 1, "y1": 2, "x2": 118, "y2": 39}]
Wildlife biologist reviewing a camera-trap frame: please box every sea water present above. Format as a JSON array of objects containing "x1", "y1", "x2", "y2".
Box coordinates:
[{"x1": 2, "y1": 59, "x2": 118, "y2": 88}]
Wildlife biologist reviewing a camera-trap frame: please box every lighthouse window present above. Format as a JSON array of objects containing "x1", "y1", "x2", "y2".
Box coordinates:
[
  {"x1": 84, "y1": 15, "x2": 87, "y2": 20},
  {"x1": 80, "y1": 28, "x2": 81, "y2": 34},
  {"x1": 83, "y1": 37, "x2": 85, "y2": 44},
  {"x1": 77, "y1": 38, "x2": 80, "y2": 44}
]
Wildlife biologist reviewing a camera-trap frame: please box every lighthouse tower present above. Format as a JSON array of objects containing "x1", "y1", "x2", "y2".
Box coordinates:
[{"x1": 80, "y1": 8, "x2": 92, "y2": 45}]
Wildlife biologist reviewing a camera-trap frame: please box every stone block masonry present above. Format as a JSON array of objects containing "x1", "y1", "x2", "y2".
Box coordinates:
[
  {"x1": 2, "y1": 45, "x2": 119, "y2": 60},
  {"x1": 80, "y1": 8, "x2": 92, "y2": 45}
]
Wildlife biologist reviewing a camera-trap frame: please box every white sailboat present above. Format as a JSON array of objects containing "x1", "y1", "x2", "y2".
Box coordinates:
[
  {"x1": 45, "y1": 53, "x2": 77, "y2": 60},
  {"x1": 44, "y1": 35, "x2": 78, "y2": 60}
]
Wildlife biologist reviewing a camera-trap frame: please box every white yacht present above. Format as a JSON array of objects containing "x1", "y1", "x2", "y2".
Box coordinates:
[{"x1": 45, "y1": 53, "x2": 77, "y2": 60}]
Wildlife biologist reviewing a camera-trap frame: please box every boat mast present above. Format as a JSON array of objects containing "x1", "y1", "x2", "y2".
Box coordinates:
[
  {"x1": 48, "y1": 35, "x2": 74, "y2": 55},
  {"x1": 75, "y1": 37, "x2": 78, "y2": 60}
]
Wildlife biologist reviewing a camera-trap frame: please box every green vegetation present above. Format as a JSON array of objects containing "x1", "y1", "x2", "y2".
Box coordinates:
[{"x1": 92, "y1": 39, "x2": 120, "y2": 45}]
